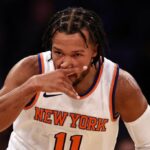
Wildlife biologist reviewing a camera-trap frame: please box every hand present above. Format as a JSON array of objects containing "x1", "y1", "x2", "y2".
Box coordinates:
[{"x1": 33, "y1": 66, "x2": 88, "y2": 99}]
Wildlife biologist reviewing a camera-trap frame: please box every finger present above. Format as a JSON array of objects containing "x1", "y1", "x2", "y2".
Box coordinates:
[
  {"x1": 60, "y1": 81, "x2": 80, "y2": 99},
  {"x1": 62, "y1": 81, "x2": 77, "y2": 94},
  {"x1": 63, "y1": 87, "x2": 80, "y2": 99},
  {"x1": 62, "y1": 65, "x2": 88, "y2": 76},
  {"x1": 67, "y1": 65, "x2": 88, "y2": 77},
  {"x1": 62, "y1": 76, "x2": 73, "y2": 84}
]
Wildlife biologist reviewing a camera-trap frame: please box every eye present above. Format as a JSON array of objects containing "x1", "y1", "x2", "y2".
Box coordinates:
[
  {"x1": 72, "y1": 53, "x2": 82, "y2": 58},
  {"x1": 54, "y1": 50, "x2": 63, "y2": 57}
]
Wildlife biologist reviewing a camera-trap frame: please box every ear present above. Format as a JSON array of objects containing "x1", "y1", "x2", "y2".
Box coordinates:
[{"x1": 92, "y1": 44, "x2": 98, "y2": 57}]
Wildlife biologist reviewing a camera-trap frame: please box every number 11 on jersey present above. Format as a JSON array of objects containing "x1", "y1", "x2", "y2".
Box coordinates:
[{"x1": 54, "y1": 132, "x2": 83, "y2": 150}]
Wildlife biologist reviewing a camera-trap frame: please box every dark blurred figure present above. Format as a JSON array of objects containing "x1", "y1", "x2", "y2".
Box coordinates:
[
  {"x1": 0, "y1": 0, "x2": 54, "y2": 76},
  {"x1": 135, "y1": 9, "x2": 150, "y2": 100},
  {"x1": 0, "y1": 0, "x2": 54, "y2": 149}
]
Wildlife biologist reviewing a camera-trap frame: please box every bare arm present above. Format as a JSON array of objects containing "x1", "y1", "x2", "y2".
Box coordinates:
[
  {"x1": 115, "y1": 69, "x2": 148, "y2": 122},
  {"x1": 0, "y1": 55, "x2": 39, "y2": 132},
  {"x1": 116, "y1": 69, "x2": 150, "y2": 149}
]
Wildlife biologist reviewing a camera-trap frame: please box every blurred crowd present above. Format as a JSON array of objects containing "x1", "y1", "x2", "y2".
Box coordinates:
[{"x1": 0, "y1": 0, "x2": 149, "y2": 149}]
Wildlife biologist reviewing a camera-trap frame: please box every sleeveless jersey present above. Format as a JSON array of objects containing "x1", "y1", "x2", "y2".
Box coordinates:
[{"x1": 7, "y1": 51, "x2": 120, "y2": 150}]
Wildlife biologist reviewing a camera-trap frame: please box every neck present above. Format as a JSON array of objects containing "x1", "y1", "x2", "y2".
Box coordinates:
[{"x1": 74, "y1": 65, "x2": 98, "y2": 95}]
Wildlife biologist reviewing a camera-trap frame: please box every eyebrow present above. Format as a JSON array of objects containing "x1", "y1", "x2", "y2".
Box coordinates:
[
  {"x1": 53, "y1": 46, "x2": 62, "y2": 51},
  {"x1": 53, "y1": 46, "x2": 85, "y2": 53}
]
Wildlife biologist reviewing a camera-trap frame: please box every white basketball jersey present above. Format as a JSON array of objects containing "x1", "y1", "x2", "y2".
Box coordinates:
[{"x1": 8, "y1": 51, "x2": 120, "y2": 150}]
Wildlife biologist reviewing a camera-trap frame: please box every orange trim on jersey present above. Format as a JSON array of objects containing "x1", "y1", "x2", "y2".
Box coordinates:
[
  {"x1": 24, "y1": 53, "x2": 45, "y2": 110},
  {"x1": 109, "y1": 64, "x2": 118, "y2": 122},
  {"x1": 79, "y1": 64, "x2": 104, "y2": 99},
  {"x1": 39, "y1": 53, "x2": 45, "y2": 74}
]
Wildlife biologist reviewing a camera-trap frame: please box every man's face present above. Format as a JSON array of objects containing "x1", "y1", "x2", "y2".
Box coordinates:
[{"x1": 51, "y1": 29, "x2": 97, "y2": 85}]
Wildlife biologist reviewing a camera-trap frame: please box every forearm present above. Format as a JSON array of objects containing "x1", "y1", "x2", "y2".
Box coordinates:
[{"x1": 0, "y1": 77, "x2": 37, "y2": 132}]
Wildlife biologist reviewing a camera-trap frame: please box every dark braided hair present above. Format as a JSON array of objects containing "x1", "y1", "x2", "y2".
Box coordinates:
[{"x1": 42, "y1": 7, "x2": 109, "y2": 65}]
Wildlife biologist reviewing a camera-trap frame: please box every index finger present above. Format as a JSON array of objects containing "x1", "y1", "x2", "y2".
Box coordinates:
[{"x1": 62, "y1": 66, "x2": 88, "y2": 75}]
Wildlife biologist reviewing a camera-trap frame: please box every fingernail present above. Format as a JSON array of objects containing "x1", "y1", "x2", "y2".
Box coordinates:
[
  {"x1": 83, "y1": 66, "x2": 88, "y2": 70},
  {"x1": 77, "y1": 96, "x2": 80, "y2": 99}
]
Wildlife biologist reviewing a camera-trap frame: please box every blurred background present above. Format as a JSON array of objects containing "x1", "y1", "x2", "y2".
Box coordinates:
[{"x1": 0, "y1": 0, "x2": 149, "y2": 149}]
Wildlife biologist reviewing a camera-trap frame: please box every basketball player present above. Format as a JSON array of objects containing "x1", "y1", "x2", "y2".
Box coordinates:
[{"x1": 0, "y1": 7, "x2": 150, "y2": 150}]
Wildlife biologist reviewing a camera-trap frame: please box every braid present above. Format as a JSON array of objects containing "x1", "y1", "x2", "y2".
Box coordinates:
[{"x1": 42, "y1": 7, "x2": 109, "y2": 65}]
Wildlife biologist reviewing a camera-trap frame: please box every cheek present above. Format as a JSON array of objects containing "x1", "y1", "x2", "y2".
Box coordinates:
[
  {"x1": 53, "y1": 59, "x2": 63, "y2": 69},
  {"x1": 51, "y1": 55, "x2": 62, "y2": 69}
]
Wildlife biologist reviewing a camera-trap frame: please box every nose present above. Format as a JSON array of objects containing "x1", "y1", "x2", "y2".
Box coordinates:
[{"x1": 60, "y1": 56, "x2": 73, "y2": 69}]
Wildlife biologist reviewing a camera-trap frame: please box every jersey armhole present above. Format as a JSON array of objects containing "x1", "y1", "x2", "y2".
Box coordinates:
[
  {"x1": 109, "y1": 64, "x2": 120, "y2": 121},
  {"x1": 24, "y1": 53, "x2": 44, "y2": 110}
]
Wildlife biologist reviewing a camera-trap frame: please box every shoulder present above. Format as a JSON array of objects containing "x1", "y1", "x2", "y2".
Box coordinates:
[
  {"x1": 15, "y1": 54, "x2": 39, "y2": 72},
  {"x1": 117, "y1": 69, "x2": 139, "y2": 96},
  {"x1": 7, "y1": 54, "x2": 39, "y2": 82},
  {"x1": 0, "y1": 54, "x2": 40, "y2": 95},
  {"x1": 115, "y1": 69, "x2": 148, "y2": 122}
]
